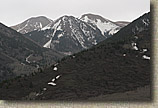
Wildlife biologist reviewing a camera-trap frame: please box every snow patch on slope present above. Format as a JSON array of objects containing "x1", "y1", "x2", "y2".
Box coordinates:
[
  {"x1": 142, "y1": 55, "x2": 150, "y2": 60},
  {"x1": 53, "y1": 67, "x2": 57, "y2": 71},
  {"x1": 48, "y1": 82, "x2": 56, "y2": 86},
  {"x1": 48, "y1": 74, "x2": 61, "y2": 86},
  {"x1": 131, "y1": 42, "x2": 138, "y2": 51},
  {"x1": 43, "y1": 38, "x2": 52, "y2": 48},
  {"x1": 43, "y1": 20, "x2": 61, "y2": 48},
  {"x1": 69, "y1": 19, "x2": 87, "y2": 49},
  {"x1": 17, "y1": 20, "x2": 29, "y2": 33},
  {"x1": 81, "y1": 16, "x2": 120, "y2": 35}
]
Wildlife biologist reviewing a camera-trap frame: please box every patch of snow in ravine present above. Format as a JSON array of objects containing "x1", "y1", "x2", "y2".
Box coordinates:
[
  {"x1": 39, "y1": 22, "x2": 42, "y2": 28},
  {"x1": 81, "y1": 16, "x2": 119, "y2": 35},
  {"x1": 41, "y1": 26, "x2": 51, "y2": 31},
  {"x1": 43, "y1": 38, "x2": 52, "y2": 48},
  {"x1": 58, "y1": 34, "x2": 63, "y2": 39},
  {"x1": 108, "y1": 29, "x2": 119, "y2": 35},
  {"x1": 69, "y1": 19, "x2": 87, "y2": 49},
  {"x1": 131, "y1": 42, "x2": 138, "y2": 51},
  {"x1": 48, "y1": 74, "x2": 61, "y2": 86},
  {"x1": 52, "y1": 78, "x2": 55, "y2": 82},
  {"x1": 56, "y1": 75, "x2": 61, "y2": 79},
  {"x1": 53, "y1": 67, "x2": 57, "y2": 71},
  {"x1": 43, "y1": 20, "x2": 61, "y2": 48},
  {"x1": 17, "y1": 20, "x2": 29, "y2": 32},
  {"x1": 123, "y1": 54, "x2": 126, "y2": 57},
  {"x1": 142, "y1": 55, "x2": 150, "y2": 60},
  {"x1": 48, "y1": 82, "x2": 56, "y2": 86},
  {"x1": 143, "y1": 49, "x2": 148, "y2": 52}
]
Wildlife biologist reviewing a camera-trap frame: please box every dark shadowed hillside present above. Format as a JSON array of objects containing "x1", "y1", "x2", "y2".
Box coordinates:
[{"x1": 0, "y1": 23, "x2": 64, "y2": 81}]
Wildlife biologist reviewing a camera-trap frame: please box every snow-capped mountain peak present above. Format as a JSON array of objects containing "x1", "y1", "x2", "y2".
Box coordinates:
[
  {"x1": 42, "y1": 15, "x2": 105, "y2": 54},
  {"x1": 80, "y1": 14, "x2": 121, "y2": 35},
  {"x1": 11, "y1": 16, "x2": 54, "y2": 34},
  {"x1": 24, "y1": 14, "x2": 128, "y2": 55}
]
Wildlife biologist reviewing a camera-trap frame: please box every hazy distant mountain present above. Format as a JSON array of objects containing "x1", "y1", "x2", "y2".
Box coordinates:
[
  {"x1": 0, "y1": 12, "x2": 150, "y2": 100},
  {"x1": 11, "y1": 16, "x2": 54, "y2": 34},
  {"x1": 80, "y1": 13, "x2": 121, "y2": 36},
  {"x1": 25, "y1": 15, "x2": 105, "y2": 55},
  {"x1": 0, "y1": 23, "x2": 63, "y2": 81},
  {"x1": 115, "y1": 21, "x2": 130, "y2": 27}
]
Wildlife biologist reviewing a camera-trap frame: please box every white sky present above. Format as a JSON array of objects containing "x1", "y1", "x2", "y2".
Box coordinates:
[{"x1": 0, "y1": 0, "x2": 150, "y2": 26}]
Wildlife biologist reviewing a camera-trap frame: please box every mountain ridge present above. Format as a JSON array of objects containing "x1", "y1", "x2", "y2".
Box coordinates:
[
  {"x1": 11, "y1": 16, "x2": 54, "y2": 34},
  {"x1": 12, "y1": 14, "x2": 126, "y2": 56},
  {"x1": 25, "y1": 15, "x2": 106, "y2": 55}
]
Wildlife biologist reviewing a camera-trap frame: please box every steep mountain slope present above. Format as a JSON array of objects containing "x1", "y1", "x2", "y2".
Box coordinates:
[
  {"x1": 11, "y1": 16, "x2": 54, "y2": 34},
  {"x1": 24, "y1": 29, "x2": 53, "y2": 47},
  {"x1": 0, "y1": 53, "x2": 16, "y2": 81},
  {"x1": 115, "y1": 21, "x2": 130, "y2": 27},
  {"x1": 0, "y1": 23, "x2": 63, "y2": 81},
  {"x1": 25, "y1": 15, "x2": 105, "y2": 55},
  {"x1": 80, "y1": 14, "x2": 121, "y2": 36},
  {"x1": 0, "y1": 12, "x2": 150, "y2": 100},
  {"x1": 103, "y1": 12, "x2": 150, "y2": 43}
]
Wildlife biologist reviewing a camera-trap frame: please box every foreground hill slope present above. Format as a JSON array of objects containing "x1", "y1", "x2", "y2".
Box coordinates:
[
  {"x1": 0, "y1": 12, "x2": 150, "y2": 100},
  {"x1": 0, "y1": 23, "x2": 63, "y2": 81}
]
